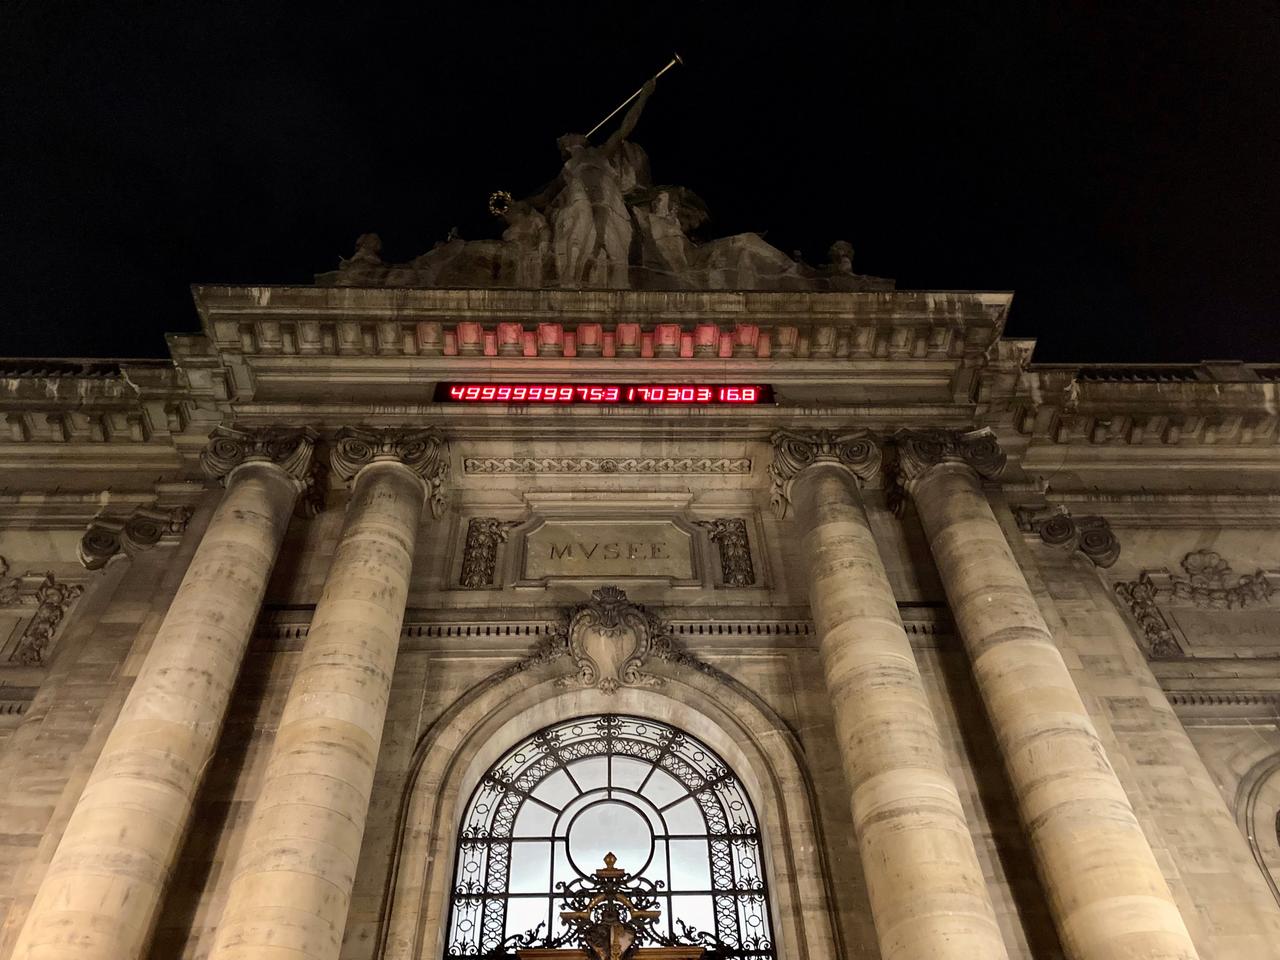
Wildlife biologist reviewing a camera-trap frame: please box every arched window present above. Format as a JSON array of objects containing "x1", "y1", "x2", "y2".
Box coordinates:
[{"x1": 446, "y1": 713, "x2": 776, "y2": 958}]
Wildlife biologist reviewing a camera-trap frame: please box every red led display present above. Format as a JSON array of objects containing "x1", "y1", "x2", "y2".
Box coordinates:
[{"x1": 435, "y1": 383, "x2": 772, "y2": 404}]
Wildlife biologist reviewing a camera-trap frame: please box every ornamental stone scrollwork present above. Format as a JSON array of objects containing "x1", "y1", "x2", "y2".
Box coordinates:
[
  {"x1": 694, "y1": 518, "x2": 756, "y2": 586},
  {"x1": 78, "y1": 506, "x2": 193, "y2": 570},
  {"x1": 0, "y1": 557, "x2": 84, "y2": 666},
  {"x1": 496, "y1": 586, "x2": 712, "y2": 692},
  {"x1": 1014, "y1": 505, "x2": 1121, "y2": 568},
  {"x1": 1174, "y1": 549, "x2": 1273, "y2": 608},
  {"x1": 459, "y1": 517, "x2": 520, "y2": 589},
  {"x1": 1113, "y1": 550, "x2": 1276, "y2": 659},
  {"x1": 768, "y1": 428, "x2": 882, "y2": 518},
  {"x1": 199, "y1": 425, "x2": 324, "y2": 516},
  {"x1": 330, "y1": 426, "x2": 449, "y2": 518},
  {"x1": 463, "y1": 456, "x2": 751, "y2": 475}
]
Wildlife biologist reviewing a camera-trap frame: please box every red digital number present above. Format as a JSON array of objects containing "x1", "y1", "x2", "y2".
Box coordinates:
[
  {"x1": 742, "y1": 386, "x2": 757, "y2": 401},
  {"x1": 450, "y1": 385, "x2": 465, "y2": 400}
]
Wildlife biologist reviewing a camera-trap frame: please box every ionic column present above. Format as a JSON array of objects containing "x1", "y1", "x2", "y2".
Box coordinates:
[
  {"x1": 207, "y1": 427, "x2": 447, "y2": 960},
  {"x1": 11, "y1": 427, "x2": 318, "y2": 960},
  {"x1": 771, "y1": 431, "x2": 1008, "y2": 960},
  {"x1": 896, "y1": 428, "x2": 1201, "y2": 960}
]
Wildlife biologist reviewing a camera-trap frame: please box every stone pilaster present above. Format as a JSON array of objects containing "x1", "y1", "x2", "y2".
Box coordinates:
[
  {"x1": 10, "y1": 425, "x2": 314, "y2": 960},
  {"x1": 205, "y1": 427, "x2": 446, "y2": 960},
  {"x1": 896, "y1": 427, "x2": 1201, "y2": 960},
  {"x1": 771, "y1": 429, "x2": 1009, "y2": 960}
]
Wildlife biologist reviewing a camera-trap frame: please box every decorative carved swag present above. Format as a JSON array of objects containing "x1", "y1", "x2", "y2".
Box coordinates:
[
  {"x1": 78, "y1": 505, "x2": 192, "y2": 570},
  {"x1": 459, "y1": 517, "x2": 519, "y2": 589},
  {"x1": 1114, "y1": 549, "x2": 1275, "y2": 659},
  {"x1": 497, "y1": 586, "x2": 713, "y2": 693},
  {"x1": 694, "y1": 518, "x2": 756, "y2": 586},
  {"x1": 1014, "y1": 506, "x2": 1120, "y2": 568},
  {"x1": 0, "y1": 556, "x2": 83, "y2": 666}
]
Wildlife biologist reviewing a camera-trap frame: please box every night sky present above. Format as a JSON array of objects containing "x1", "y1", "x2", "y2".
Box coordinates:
[{"x1": 2, "y1": 1, "x2": 1277, "y2": 362}]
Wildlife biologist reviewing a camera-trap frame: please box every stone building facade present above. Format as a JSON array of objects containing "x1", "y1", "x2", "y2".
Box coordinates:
[{"x1": 1, "y1": 250, "x2": 1280, "y2": 959}]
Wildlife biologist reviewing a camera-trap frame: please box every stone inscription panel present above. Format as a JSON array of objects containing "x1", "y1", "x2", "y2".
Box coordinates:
[
  {"x1": 1169, "y1": 607, "x2": 1280, "y2": 655},
  {"x1": 523, "y1": 520, "x2": 694, "y2": 582}
]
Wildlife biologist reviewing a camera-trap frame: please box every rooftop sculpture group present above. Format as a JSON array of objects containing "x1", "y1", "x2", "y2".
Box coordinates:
[{"x1": 320, "y1": 65, "x2": 891, "y2": 292}]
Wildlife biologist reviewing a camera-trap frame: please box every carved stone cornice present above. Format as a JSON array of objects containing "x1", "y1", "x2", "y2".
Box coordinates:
[
  {"x1": 694, "y1": 518, "x2": 756, "y2": 586},
  {"x1": 459, "y1": 517, "x2": 519, "y2": 589},
  {"x1": 0, "y1": 557, "x2": 84, "y2": 666},
  {"x1": 1014, "y1": 506, "x2": 1120, "y2": 568},
  {"x1": 200, "y1": 425, "x2": 318, "y2": 483},
  {"x1": 768, "y1": 429, "x2": 882, "y2": 518},
  {"x1": 78, "y1": 506, "x2": 192, "y2": 570},
  {"x1": 330, "y1": 427, "x2": 449, "y2": 518}
]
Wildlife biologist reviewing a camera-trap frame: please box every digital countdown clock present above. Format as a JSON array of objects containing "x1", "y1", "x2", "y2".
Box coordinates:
[{"x1": 435, "y1": 383, "x2": 773, "y2": 405}]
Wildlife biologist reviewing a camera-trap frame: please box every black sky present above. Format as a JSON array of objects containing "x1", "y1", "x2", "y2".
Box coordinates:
[{"x1": 2, "y1": 1, "x2": 1277, "y2": 362}]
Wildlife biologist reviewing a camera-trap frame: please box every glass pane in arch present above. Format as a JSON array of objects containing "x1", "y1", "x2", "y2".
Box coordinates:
[{"x1": 445, "y1": 713, "x2": 775, "y2": 959}]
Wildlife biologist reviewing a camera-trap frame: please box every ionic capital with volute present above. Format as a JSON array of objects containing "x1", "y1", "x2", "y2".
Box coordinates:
[
  {"x1": 768, "y1": 428, "x2": 882, "y2": 518},
  {"x1": 331, "y1": 426, "x2": 449, "y2": 517},
  {"x1": 891, "y1": 426, "x2": 1007, "y2": 489},
  {"x1": 200, "y1": 424, "x2": 325, "y2": 516}
]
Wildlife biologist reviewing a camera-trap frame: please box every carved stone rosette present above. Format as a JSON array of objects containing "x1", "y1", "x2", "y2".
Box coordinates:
[
  {"x1": 78, "y1": 506, "x2": 193, "y2": 570},
  {"x1": 695, "y1": 518, "x2": 756, "y2": 586},
  {"x1": 330, "y1": 427, "x2": 449, "y2": 518},
  {"x1": 0, "y1": 557, "x2": 84, "y2": 666},
  {"x1": 1014, "y1": 506, "x2": 1120, "y2": 568},
  {"x1": 459, "y1": 517, "x2": 519, "y2": 589},
  {"x1": 768, "y1": 428, "x2": 882, "y2": 518},
  {"x1": 199, "y1": 425, "x2": 323, "y2": 515}
]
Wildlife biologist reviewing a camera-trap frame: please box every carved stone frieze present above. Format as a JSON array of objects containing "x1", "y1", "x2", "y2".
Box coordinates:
[
  {"x1": 331, "y1": 427, "x2": 449, "y2": 518},
  {"x1": 0, "y1": 557, "x2": 84, "y2": 666},
  {"x1": 1173, "y1": 549, "x2": 1273, "y2": 608},
  {"x1": 459, "y1": 517, "x2": 520, "y2": 589},
  {"x1": 694, "y1": 518, "x2": 756, "y2": 586},
  {"x1": 1113, "y1": 550, "x2": 1276, "y2": 659},
  {"x1": 768, "y1": 429, "x2": 881, "y2": 518},
  {"x1": 1014, "y1": 506, "x2": 1120, "y2": 568},
  {"x1": 78, "y1": 506, "x2": 193, "y2": 570},
  {"x1": 463, "y1": 456, "x2": 751, "y2": 475}
]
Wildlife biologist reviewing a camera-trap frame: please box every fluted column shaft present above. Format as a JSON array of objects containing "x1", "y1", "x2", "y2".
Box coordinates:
[
  {"x1": 907, "y1": 449, "x2": 1200, "y2": 960},
  {"x1": 11, "y1": 453, "x2": 303, "y2": 960},
  {"x1": 207, "y1": 457, "x2": 429, "y2": 960},
  {"x1": 792, "y1": 464, "x2": 1008, "y2": 960}
]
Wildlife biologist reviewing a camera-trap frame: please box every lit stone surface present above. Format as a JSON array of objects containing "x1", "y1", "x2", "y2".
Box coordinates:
[
  {"x1": 909, "y1": 460, "x2": 1203, "y2": 960},
  {"x1": 8, "y1": 461, "x2": 300, "y2": 960},
  {"x1": 792, "y1": 464, "x2": 1009, "y2": 960},
  {"x1": 205, "y1": 461, "x2": 427, "y2": 960}
]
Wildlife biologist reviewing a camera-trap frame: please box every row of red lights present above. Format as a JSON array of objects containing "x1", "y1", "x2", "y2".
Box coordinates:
[{"x1": 441, "y1": 384, "x2": 767, "y2": 404}]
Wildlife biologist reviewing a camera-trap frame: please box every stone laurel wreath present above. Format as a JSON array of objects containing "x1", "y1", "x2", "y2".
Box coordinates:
[{"x1": 331, "y1": 426, "x2": 449, "y2": 519}]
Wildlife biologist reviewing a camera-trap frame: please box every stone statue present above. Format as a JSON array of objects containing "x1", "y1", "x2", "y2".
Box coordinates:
[
  {"x1": 334, "y1": 232, "x2": 387, "y2": 285},
  {"x1": 499, "y1": 200, "x2": 550, "y2": 288},
  {"x1": 533, "y1": 79, "x2": 656, "y2": 288}
]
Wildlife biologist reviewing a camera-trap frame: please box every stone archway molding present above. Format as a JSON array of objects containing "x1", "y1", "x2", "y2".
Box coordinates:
[{"x1": 374, "y1": 595, "x2": 844, "y2": 960}]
